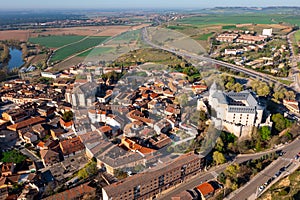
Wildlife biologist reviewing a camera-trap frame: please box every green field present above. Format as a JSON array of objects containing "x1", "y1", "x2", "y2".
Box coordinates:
[
  {"x1": 177, "y1": 14, "x2": 300, "y2": 26},
  {"x1": 50, "y1": 36, "x2": 109, "y2": 62},
  {"x1": 222, "y1": 25, "x2": 236, "y2": 30},
  {"x1": 196, "y1": 32, "x2": 214, "y2": 40},
  {"x1": 77, "y1": 47, "x2": 114, "y2": 57},
  {"x1": 295, "y1": 30, "x2": 300, "y2": 43},
  {"x1": 167, "y1": 25, "x2": 189, "y2": 30},
  {"x1": 29, "y1": 35, "x2": 86, "y2": 48}
]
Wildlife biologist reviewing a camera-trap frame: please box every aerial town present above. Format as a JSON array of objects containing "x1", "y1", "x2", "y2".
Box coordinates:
[{"x1": 1, "y1": 3, "x2": 300, "y2": 200}]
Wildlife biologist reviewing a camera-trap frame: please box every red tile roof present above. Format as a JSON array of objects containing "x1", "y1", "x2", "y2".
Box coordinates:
[
  {"x1": 196, "y1": 182, "x2": 215, "y2": 196},
  {"x1": 60, "y1": 137, "x2": 85, "y2": 156},
  {"x1": 7, "y1": 116, "x2": 45, "y2": 131},
  {"x1": 43, "y1": 182, "x2": 96, "y2": 200},
  {"x1": 98, "y1": 126, "x2": 112, "y2": 133}
]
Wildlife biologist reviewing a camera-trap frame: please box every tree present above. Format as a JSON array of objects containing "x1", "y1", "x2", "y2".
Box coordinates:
[
  {"x1": 232, "y1": 83, "x2": 243, "y2": 92},
  {"x1": 271, "y1": 113, "x2": 292, "y2": 132},
  {"x1": 21, "y1": 44, "x2": 28, "y2": 60},
  {"x1": 215, "y1": 137, "x2": 224, "y2": 152},
  {"x1": 213, "y1": 151, "x2": 226, "y2": 165},
  {"x1": 1, "y1": 150, "x2": 26, "y2": 163},
  {"x1": 225, "y1": 164, "x2": 240, "y2": 177},
  {"x1": 62, "y1": 111, "x2": 73, "y2": 122},
  {"x1": 259, "y1": 126, "x2": 271, "y2": 141}
]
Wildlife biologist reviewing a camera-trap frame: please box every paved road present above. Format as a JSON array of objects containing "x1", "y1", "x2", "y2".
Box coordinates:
[
  {"x1": 156, "y1": 137, "x2": 300, "y2": 200},
  {"x1": 229, "y1": 138, "x2": 300, "y2": 200},
  {"x1": 142, "y1": 27, "x2": 298, "y2": 93}
]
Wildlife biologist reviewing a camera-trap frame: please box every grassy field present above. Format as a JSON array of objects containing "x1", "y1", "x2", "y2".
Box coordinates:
[
  {"x1": 177, "y1": 14, "x2": 300, "y2": 26},
  {"x1": 113, "y1": 48, "x2": 189, "y2": 67},
  {"x1": 295, "y1": 30, "x2": 300, "y2": 43},
  {"x1": 222, "y1": 25, "x2": 236, "y2": 30},
  {"x1": 196, "y1": 32, "x2": 214, "y2": 40},
  {"x1": 50, "y1": 36, "x2": 109, "y2": 62},
  {"x1": 28, "y1": 35, "x2": 86, "y2": 48},
  {"x1": 77, "y1": 47, "x2": 114, "y2": 57}
]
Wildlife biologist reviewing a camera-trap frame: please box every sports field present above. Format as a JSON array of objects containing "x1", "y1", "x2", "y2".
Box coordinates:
[
  {"x1": 28, "y1": 35, "x2": 86, "y2": 48},
  {"x1": 50, "y1": 36, "x2": 109, "y2": 62}
]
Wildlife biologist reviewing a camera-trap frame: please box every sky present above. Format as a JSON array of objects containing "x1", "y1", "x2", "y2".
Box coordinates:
[{"x1": 2, "y1": 0, "x2": 300, "y2": 10}]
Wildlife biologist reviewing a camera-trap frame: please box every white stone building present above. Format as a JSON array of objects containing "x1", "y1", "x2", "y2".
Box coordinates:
[{"x1": 208, "y1": 82, "x2": 264, "y2": 137}]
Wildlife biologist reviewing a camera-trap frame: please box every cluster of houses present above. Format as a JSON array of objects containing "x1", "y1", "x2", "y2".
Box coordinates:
[
  {"x1": 216, "y1": 29, "x2": 271, "y2": 44},
  {"x1": 0, "y1": 61, "x2": 211, "y2": 200},
  {"x1": 214, "y1": 28, "x2": 292, "y2": 75}
]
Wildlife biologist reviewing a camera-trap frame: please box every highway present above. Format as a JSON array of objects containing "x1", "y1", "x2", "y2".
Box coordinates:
[{"x1": 141, "y1": 27, "x2": 297, "y2": 92}]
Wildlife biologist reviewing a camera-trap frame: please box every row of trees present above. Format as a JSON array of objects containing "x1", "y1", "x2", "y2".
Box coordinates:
[
  {"x1": 250, "y1": 79, "x2": 295, "y2": 101},
  {"x1": 221, "y1": 75, "x2": 243, "y2": 92},
  {"x1": 0, "y1": 43, "x2": 10, "y2": 63}
]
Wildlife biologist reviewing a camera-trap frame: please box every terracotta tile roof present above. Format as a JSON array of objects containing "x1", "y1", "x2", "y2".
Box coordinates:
[
  {"x1": 7, "y1": 116, "x2": 45, "y2": 131},
  {"x1": 43, "y1": 182, "x2": 96, "y2": 200},
  {"x1": 98, "y1": 126, "x2": 112, "y2": 133},
  {"x1": 60, "y1": 137, "x2": 85, "y2": 156},
  {"x1": 59, "y1": 118, "x2": 73, "y2": 128},
  {"x1": 37, "y1": 141, "x2": 45, "y2": 148},
  {"x1": 121, "y1": 137, "x2": 155, "y2": 154},
  {"x1": 196, "y1": 182, "x2": 215, "y2": 196}
]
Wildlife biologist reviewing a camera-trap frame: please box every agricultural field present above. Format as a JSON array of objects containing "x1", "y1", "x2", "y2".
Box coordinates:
[
  {"x1": 50, "y1": 36, "x2": 109, "y2": 62},
  {"x1": 177, "y1": 14, "x2": 300, "y2": 26},
  {"x1": 196, "y1": 32, "x2": 215, "y2": 40},
  {"x1": 28, "y1": 35, "x2": 86, "y2": 48},
  {"x1": 77, "y1": 47, "x2": 114, "y2": 57}
]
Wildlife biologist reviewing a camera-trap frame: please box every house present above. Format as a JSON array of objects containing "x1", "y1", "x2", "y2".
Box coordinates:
[
  {"x1": 23, "y1": 132, "x2": 38, "y2": 144},
  {"x1": 216, "y1": 33, "x2": 238, "y2": 43},
  {"x1": 17, "y1": 183, "x2": 39, "y2": 200},
  {"x1": 1, "y1": 163, "x2": 15, "y2": 177},
  {"x1": 2, "y1": 109, "x2": 28, "y2": 124},
  {"x1": 40, "y1": 149, "x2": 60, "y2": 167},
  {"x1": 37, "y1": 105, "x2": 56, "y2": 117},
  {"x1": 50, "y1": 127, "x2": 66, "y2": 140},
  {"x1": 43, "y1": 182, "x2": 96, "y2": 200},
  {"x1": 262, "y1": 28, "x2": 272, "y2": 37},
  {"x1": 98, "y1": 126, "x2": 113, "y2": 138},
  {"x1": 6, "y1": 117, "x2": 46, "y2": 132},
  {"x1": 32, "y1": 123, "x2": 47, "y2": 139},
  {"x1": 192, "y1": 85, "x2": 208, "y2": 94},
  {"x1": 41, "y1": 72, "x2": 61, "y2": 79},
  {"x1": 0, "y1": 130, "x2": 18, "y2": 143},
  {"x1": 283, "y1": 99, "x2": 300, "y2": 113},
  {"x1": 59, "y1": 137, "x2": 85, "y2": 157},
  {"x1": 59, "y1": 118, "x2": 74, "y2": 130},
  {"x1": 196, "y1": 182, "x2": 215, "y2": 199}
]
